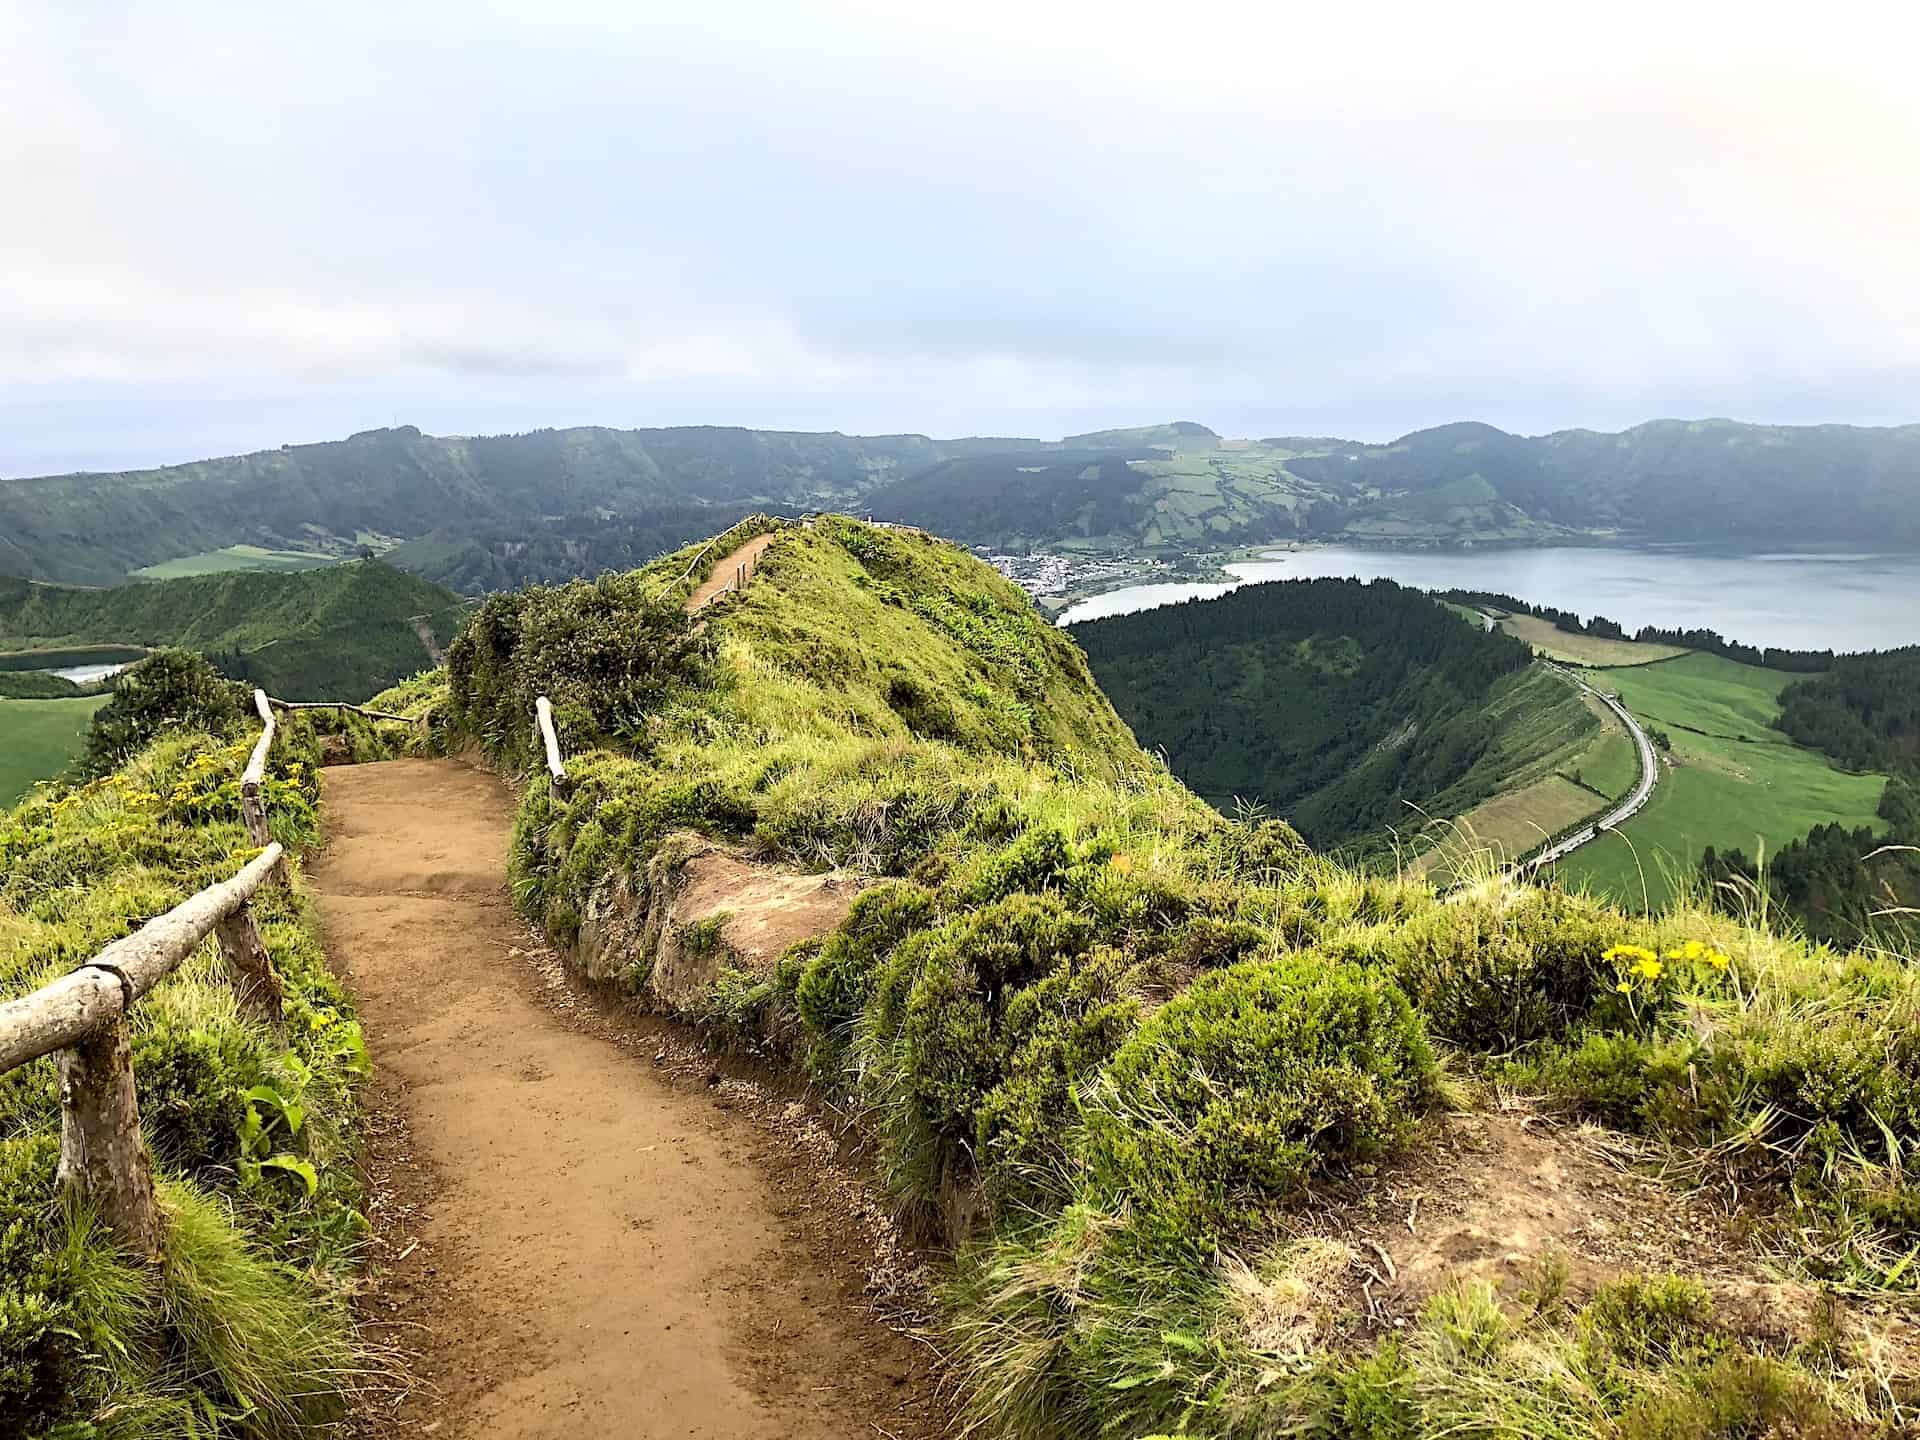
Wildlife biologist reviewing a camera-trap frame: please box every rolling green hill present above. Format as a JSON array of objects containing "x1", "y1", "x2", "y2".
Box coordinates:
[
  {"x1": 0, "y1": 424, "x2": 1038, "y2": 586},
  {"x1": 0, "y1": 561, "x2": 463, "y2": 700},
  {"x1": 1070, "y1": 579, "x2": 1599, "y2": 849},
  {"x1": 8, "y1": 415, "x2": 1920, "y2": 590}
]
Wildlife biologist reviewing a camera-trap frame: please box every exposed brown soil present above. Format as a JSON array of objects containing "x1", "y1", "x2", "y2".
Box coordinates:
[
  {"x1": 688, "y1": 534, "x2": 778, "y2": 613},
  {"x1": 311, "y1": 758, "x2": 945, "y2": 1439},
  {"x1": 644, "y1": 841, "x2": 863, "y2": 1011}
]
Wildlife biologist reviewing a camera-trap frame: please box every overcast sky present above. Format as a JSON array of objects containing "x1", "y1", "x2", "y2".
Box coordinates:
[{"x1": 4, "y1": 0, "x2": 1917, "y2": 475}]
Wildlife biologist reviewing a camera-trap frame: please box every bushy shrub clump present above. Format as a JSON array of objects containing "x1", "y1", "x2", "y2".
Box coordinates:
[
  {"x1": 449, "y1": 571, "x2": 714, "y2": 769},
  {"x1": 1336, "y1": 886, "x2": 1615, "y2": 1052},
  {"x1": 81, "y1": 648, "x2": 247, "y2": 776},
  {"x1": 1085, "y1": 955, "x2": 1436, "y2": 1240}
]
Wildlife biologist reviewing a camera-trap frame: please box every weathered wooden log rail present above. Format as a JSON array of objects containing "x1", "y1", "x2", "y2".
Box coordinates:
[{"x1": 0, "y1": 685, "x2": 340, "y2": 1256}]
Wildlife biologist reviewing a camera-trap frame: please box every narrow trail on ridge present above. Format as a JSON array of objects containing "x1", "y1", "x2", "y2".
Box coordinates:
[
  {"x1": 310, "y1": 757, "x2": 942, "y2": 1439},
  {"x1": 687, "y1": 532, "x2": 778, "y2": 612}
]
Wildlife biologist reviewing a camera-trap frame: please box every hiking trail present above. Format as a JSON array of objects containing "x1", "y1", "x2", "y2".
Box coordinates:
[{"x1": 310, "y1": 757, "x2": 942, "y2": 1439}]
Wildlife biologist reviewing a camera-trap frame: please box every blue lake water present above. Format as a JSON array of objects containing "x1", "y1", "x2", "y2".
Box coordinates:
[{"x1": 1058, "y1": 545, "x2": 1920, "y2": 653}]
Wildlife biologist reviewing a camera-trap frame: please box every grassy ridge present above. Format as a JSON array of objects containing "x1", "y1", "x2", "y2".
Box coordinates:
[
  {"x1": 0, "y1": 562, "x2": 463, "y2": 701},
  {"x1": 0, "y1": 714, "x2": 368, "y2": 1434},
  {"x1": 433, "y1": 518, "x2": 1917, "y2": 1438}
]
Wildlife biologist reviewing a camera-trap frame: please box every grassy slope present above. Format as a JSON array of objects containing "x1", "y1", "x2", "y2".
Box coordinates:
[
  {"x1": 0, "y1": 695, "x2": 108, "y2": 805},
  {"x1": 1560, "y1": 653, "x2": 1888, "y2": 908},
  {"x1": 1497, "y1": 613, "x2": 1689, "y2": 667},
  {"x1": 0, "y1": 719, "x2": 367, "y2": 1433},
  {"x1": 429, "y1": 518, "x2": 1917, "y2": 1439},
  {"x1": 131, "y1": 544, "x2": 341, "y2": 579},
  {"x1": 1411, "y1": 666, "x2": 1607, "y2": 873},
  {"x1": 0, "y1": 561, "x2": 464, "y2": 701}
]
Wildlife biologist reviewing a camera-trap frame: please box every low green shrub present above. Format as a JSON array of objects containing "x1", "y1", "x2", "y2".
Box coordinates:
[
  {"x1": 1585, "y1": 1273, "x2": 1721, "y2": 1367},
  {"x1": 1085, "y1": 954, "x2": 1436, "y2": 1240},
  {"x1": 793, "y1": 881, "x2": 935, "y2": 1077},
  {"x1": 81, "y1": 648, "x2": 249, "y2": 778},
  {"x1": 1620, "y1": 1353, "x2": 1861, "y2": 1440},
  {"x1": 1341, "y1": 887, "x2": 1613, "y2": 1052}
]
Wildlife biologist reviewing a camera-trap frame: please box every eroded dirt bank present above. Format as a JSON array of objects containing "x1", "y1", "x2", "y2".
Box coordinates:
[{"x1": 310, "y1": 757, "x2": 941, "y2": 1439}]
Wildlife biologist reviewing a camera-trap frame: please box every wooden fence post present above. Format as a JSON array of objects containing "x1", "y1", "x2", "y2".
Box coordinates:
[
  {"x1": 535, "y1": 696, "x2": 570, "y2": 799},
  {"x1": 214, "y1": 901, "x2": 285, "y2": 1032},
  {"x1": 56, "y1": 1013, "x2": 163, "y2": 1258}
]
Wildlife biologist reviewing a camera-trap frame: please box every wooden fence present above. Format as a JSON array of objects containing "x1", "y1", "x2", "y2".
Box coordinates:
[{"x1": 0, "y1": 687, "x2": 404, "y2": 1257}]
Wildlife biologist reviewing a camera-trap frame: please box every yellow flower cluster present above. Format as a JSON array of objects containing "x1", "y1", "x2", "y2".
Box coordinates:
[
  {"x1": 1606, "y1": 938, "x2": 1731, "y2": 995},
  {"x1": 1664, "y1": 938, "x2": 1731, "y2": 970}
]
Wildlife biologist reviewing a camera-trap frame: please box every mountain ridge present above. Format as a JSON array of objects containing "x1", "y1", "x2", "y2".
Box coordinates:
[{"x1": 7, "y1": 415, "x2": 1920, "y2": 587}]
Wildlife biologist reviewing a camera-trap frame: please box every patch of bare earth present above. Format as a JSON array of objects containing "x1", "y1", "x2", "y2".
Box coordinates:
[{"x1": 1271, "y1": 1103, "x2": 1917, "y2": 1374}]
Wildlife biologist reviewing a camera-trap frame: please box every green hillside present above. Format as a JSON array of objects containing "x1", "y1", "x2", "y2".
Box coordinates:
[
  {"x1": 1070, "y1": 579, "x2": 1595, "y2": 848},
  {"x1": 0, "y1": 424, "x2": 1036, "y2": 585},
  {"x1": 419, "y1": 517, "x2": 1917, "y2": 1439},
  {"x1": 9, "y1": 416, "x2": 1920, "y2": 590},
  {"x1": 0, "y1": 561, "x2": 464, "y2": 701}
]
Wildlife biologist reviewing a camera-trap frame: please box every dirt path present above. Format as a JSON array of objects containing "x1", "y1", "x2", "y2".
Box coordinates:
[
  {"x1": 310, "y1": 758, "x2": 941, "y2": 1439},
  {"x1": 687, "y1": 533, "x2": 777, "y2": 612}
]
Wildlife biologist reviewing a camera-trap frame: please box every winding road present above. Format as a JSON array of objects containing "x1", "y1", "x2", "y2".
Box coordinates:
[{"x1": 1526, "y1": 664, "x2": 1659, "y2": 870}]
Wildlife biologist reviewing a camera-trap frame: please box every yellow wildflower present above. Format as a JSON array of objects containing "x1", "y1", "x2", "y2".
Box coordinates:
[
  {"x1": 1615, "y1": 980, "x2": 1634, "y2": 995},
  {"x1": 1631, "y1": 956, "x2": 1664, "y2": 981},
  {"x1": 1706, "y1": 950, "x2": 1730, "y2": 970}
]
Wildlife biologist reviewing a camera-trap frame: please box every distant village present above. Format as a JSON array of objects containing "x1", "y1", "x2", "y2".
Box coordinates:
[{"x1": 983, "y1": 549, "x2": 1171, "y2": 599}]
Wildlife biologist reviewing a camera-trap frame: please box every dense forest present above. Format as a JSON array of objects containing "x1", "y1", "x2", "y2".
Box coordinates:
[
  {"x1": 8, "y1": 416, "x2": 1920, "y2": 590},
  {"x1": 1073, "y1": 578, "x2": 1552, "y2": 845},
  {"x1": 0, "y1": 562, "x2": 463, "y2": 700},
  {"x1": 1776, "y1": 647, "x2": 1920, "y2": 771}
]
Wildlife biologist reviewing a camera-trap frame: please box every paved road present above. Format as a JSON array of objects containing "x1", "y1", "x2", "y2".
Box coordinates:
[{"x1": 1526, "y1": 665, "x2": 1658, "y2": 870}]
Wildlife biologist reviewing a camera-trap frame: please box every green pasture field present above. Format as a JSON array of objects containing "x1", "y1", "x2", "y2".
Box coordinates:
[
  {"x1": 131, "y1": 544, "x2": 338, "y2": 579},
  {"x1": 1559, "y1": 653, "x2": 1887, "y2": 909},
  {"x1": 0, "y1": 694, "x2": 108, "y2": 805}
]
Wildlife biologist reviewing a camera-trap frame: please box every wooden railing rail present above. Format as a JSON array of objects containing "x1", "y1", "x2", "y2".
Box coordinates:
[
  {"x1": 268, "y1": 698, "x2": 416, "y2": 723},
  {"x1": 0, "y1": 684, "x2": 319, "y2": 1253},
  {"x1": 535, "y1": 695, "x2": 569, "y2": 798},
  {"x1": 240, "y1": 688, "x2": 277, "y2": 849},
  {"x1": 0, "y1": 845, "x2": 286, "y2": 1253}
]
